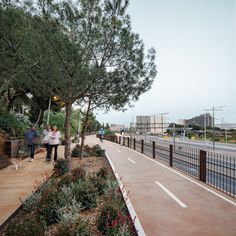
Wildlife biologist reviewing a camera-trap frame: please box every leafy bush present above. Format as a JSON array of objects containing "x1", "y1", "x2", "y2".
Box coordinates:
[
  {"x1": 38, "y1": 189, "x2": 68, "y2": 225},
  {"x1": 6, "y1": 216, "x2": 45, "y2": 236},
  {"x1": 71, "y1": 144, "x2": 81, "y2": 157},
  {"x1": 55, "y1": 218, "x2": 91, "y2": 236},
  {"x1": 98, "y1": 203, "x2": 136, "y2": 236},
  {"x1": 58, "y1": 174, "x2": 73, "y2": 187},
  {"x1": 54, "y1": 159, "x2": 70, "y2": 177},
  {"x1": 92, "y1": 144, "x2": 106, "y2": 157},
  {"x1": 90, "y1": 176, "x2": 107, "y2": 195},
  {"x1": 57, "y1": 198, "x2": 82, "y2": 224},
  {"x1": 97, "y1": 167, "x2": 108, "y2": 179},
  {"x1": 71, "y1": 166, "x2": 86, "y2": 181},
  {"x1": 73, "y1": 180, "x2": 98, "y2": 210},
  {"x1": 0, "y1": 109, "x2": 30, "y2": 139},
  {"x1": 21, "y1": 191, "x2": 42, "y2": 212}
]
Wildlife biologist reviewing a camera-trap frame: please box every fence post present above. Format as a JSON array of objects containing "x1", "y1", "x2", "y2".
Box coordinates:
[
  {"x1": 134, "y1": 138, "x2": 136, "y2": 150},
  {"x1": 169, "y1": 145, "x2": 173, "y2": 167},
  {"x1": 141, "y1": 139, "x2": 144, "y2": 153},
  {"x1": 199, "y1": 150, "x2": 206, "y2": 182},
  {"x1": 152, "y1": 141, "x2": 155, "y2": 159},
  {"x1": 128, "y1": 137, "x2": 130, "y2": 148}
]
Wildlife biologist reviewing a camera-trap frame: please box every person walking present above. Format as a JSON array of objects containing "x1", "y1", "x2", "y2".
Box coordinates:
[
  {"x1": 48, "y1": 126, "x2": 61, "y2": 162},
  {"x1": 25, "y1": 124, "x2": 38, "y2": 162},
  {"x1": 42, "y1": 124, "x2": 51, "y2": 161},
  {"x1": 98, "y1": 128, "x2": 105, "y2": 142}
]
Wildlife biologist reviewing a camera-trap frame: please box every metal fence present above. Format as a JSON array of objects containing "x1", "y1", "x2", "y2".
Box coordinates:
[{"x1": 105, "y1": 135, "x2": 236, "y2": 198}]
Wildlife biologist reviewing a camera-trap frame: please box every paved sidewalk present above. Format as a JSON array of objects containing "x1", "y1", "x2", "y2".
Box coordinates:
[
  {"x1": 0, "y1": 147, "x2": 65, "y2": 226},
  {"x1": 86, "y1": 135, "x2": 236, "y2": 236}
]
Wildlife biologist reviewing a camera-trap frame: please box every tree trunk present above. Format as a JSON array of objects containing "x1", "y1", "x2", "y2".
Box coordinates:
[
  {"x1": 80, "y1": 97, "x2": 92, "y2": 157},
  {"x1": 64, "y1": 102, "x2": 72, "y2": 163}
]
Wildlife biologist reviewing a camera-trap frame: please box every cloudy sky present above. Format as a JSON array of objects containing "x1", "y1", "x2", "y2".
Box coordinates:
[{"x1": 96, "y1": 0, "x2": 236, "y2": 125}]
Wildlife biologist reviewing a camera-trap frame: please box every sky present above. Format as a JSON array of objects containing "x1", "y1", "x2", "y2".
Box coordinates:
[{"x1": 96, "y1": 0, "x2": 236, "y2": 125}]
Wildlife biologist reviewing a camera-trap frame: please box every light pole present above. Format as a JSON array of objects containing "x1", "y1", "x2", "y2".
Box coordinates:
[
  {"x1": 46, "y1": 97, "x2": 52, "y2": 125},
  {"x1": 204, "y1": 106, "x2": 225, "y2": 151}
]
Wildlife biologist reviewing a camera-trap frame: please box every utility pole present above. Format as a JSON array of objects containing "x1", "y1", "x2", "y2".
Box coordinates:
[{"x1": 204, "y1": 106, "x2": 225, "y2": 151}]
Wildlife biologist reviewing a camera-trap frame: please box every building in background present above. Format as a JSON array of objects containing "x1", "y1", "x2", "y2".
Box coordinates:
[
  {"x1": 150, "y1": 114, "x2": 168, "y2": 134},
  {"x1": 136, "y1": 116, "x2": 151, "y2": 133},
  {"x1": 186, "y1": 113, "x2": 213, "y2": 127},
  {"x1": 136, "y1": 115, "x2": 168, "y2": 134},
  {"x1": 110, "y1": 124, "x2": 125, "y2": 132},
  {"x1": 177, "y1": 119, "x2": 187, "y2": 126}
]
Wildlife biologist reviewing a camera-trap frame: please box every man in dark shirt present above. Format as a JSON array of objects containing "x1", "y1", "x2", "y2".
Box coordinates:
[{"x1": 25, "y1": 124, "x2": 38, "y2": 162}]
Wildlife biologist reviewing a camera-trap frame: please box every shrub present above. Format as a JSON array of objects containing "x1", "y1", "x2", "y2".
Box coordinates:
[
  {"x1": 97, "y1": 167, "x2": 108, "y2": 179},
  {"x1": 54, "y1": 159, "x2": 70, "y2": 177},
  {"x1": 55, "y1": 218, "x2": 91, "y2": 236},
  {"x1": 98, "y1": 204, "x2": 135, "y2": 236},
  {"x1": 73, "y1": 180, "x2": 98, "y2": 210},
  {"x1": 57, "y1": 198, "x2": 82, "y2": 224},
  {"x1": 21, "y1": 191, "x2": 42, "y2": 213},
  {"x1": 90, "y1": 176, "x2": 107, "y2": 195},
  {"x1": 71, "y1": 167, "x2": 86, "y2": 182},
  {"x1": 6, "y1": 216, "x2": 45, "y2": 236},
  {"x1": 39, "y1": 189, "x2": 68, "y2": 225},
  {"x1": 58, "y1": 174, "x2": 73, "y2": 187},
  {"x1": 71, "y1": 144, "x2": 81, "y2": 157},
  {"x1": 92, "y1": 144, "x2": 106, "y2": 157}
]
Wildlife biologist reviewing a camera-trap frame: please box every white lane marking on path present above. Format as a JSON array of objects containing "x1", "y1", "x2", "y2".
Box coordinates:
[
  {"x1": 116, "y1": 149, "x2": 121, "y2": 152},
  {"x1": 137, "y1": 153, "x2": 236, "y2": 207},
  {"x1": 106, "y1": 154, "x2": 146, "y2": 236},
  {"x1": 155, "y1": 181, "x2": 187, "y2": 208},
  {"x1": 128, "y1": 158, "x2": 136, "y2": 164}
]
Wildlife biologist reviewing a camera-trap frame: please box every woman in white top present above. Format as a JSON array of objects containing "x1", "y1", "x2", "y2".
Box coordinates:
[{"x1": 49, "y1": 126, "x2": 61, "y2": 161}]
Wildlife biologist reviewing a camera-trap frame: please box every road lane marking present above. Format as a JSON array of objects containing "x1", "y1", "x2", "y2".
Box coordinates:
[
  {"x1": 128, "y1": 158, "x2": 136, "y2": 164},
  {"x1": 106, "y1": 154, "x2": 146, "y2": 236},
  {"x1": 116, "y1": 149, "x2": 121, "y2": 152},
  {"x1": 136, "y1": 153, "x2": 236, "y2": 207},
  {"x1": 155, "y1": 181, "x2": 187, "y2": 208}
]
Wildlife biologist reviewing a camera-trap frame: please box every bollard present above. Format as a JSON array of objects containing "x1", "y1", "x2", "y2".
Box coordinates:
[
  {"x1": 141, "y1": 139, "x2": 144, "y2": 153},
  {"x1": 134, "y1": 138, "x2": 136, "y2": 150}
]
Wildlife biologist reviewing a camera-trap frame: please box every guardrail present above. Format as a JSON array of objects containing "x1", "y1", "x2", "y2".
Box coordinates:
[{"x1": 104, "y1": 135, "x2": 236, "y2": 198}]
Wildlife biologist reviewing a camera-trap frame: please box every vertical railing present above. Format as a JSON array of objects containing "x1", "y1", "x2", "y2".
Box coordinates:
[
  {"x1": 169, "y1": 144, "x2": 173, "y2": 167},
  {"x1": 152, "y1": 141, "x2": 155, "y2": 159},
  {"x1": 199, "y1": 150, "x2": 206, "y2": 182}
]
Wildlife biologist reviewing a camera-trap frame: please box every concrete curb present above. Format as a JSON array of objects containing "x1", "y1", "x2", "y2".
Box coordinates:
[{"x1": 106, "y1": 153, "x2": 146, "y2": 236}]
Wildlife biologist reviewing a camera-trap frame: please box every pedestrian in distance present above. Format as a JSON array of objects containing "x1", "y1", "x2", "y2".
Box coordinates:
[
  {"x1": 98, "y1": 128, "x2": 105, "y2": 142},
  {"x1": 48, "y1": 125, "x2": 61, "y2": 162},
  {"x1": 42, "y1": 124, "x2": 51, "y2": 161},
  {"x1": 25, "y1": 124, "x2": 38, "y2": 162},
  {"x1": 120, "y1": 129, "x2": 124, "y2": 145}
]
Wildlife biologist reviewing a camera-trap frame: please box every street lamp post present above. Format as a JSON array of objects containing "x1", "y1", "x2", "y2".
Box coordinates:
[{"x1": 46, "y1": 97, "x2": 52, "y2": 125}]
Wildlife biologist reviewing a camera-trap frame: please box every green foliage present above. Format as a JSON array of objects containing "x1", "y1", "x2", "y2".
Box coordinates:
[
  {"x1": 6, "y1": 216, "x2": 45, "y2": 236},
  {"x1": 73, "y1": 180, "x2": 98, "y2": 210},
  {"x1": 39, "y1": 189, "x2": 68, "y2": 225},
  {"x1": 0, "y1": 109, "x2": 30, "y2": 138},
  {"x1": 90, "y1": 176, "x2": 107, "y2": 195},
  {"x1": 22, "y1": 191, "x2": 42, "y2": 213},
  {"x1": 55, "y1": 219, "x2": 91, "y2": 236},
  {"x1": 97, "y1": 167, "x2": 109, "y2": 179},
  {"x1": 97, "y1": 203, "x2": 135, "y2": 236},
  {"x1": 71, "y1": 166, "x2": 86, "y2": 181},
  {"x1": 53, "y1": 159, "x2": 70, "y2": 177},
  {"x1": 92, "y1": 144, "x2": 106, "y2": 157}
]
